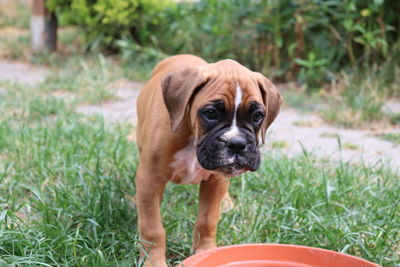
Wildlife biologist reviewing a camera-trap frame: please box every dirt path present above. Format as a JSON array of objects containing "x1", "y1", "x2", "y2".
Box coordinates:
[
  {"x1": 0, "y1": 60, "x2": 48, "y2": 85},
  {"x1": 269, "y1": 108, "x2": 400, "y2": 169},
  {"x1": 1, "y1": 60, "x2": 399, "y2": 171},
  {"x1": 75, "y1": 79, "x2": 142, "y2": 125}
]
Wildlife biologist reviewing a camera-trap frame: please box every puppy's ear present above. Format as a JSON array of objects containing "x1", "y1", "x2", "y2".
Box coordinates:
[
  {"x1": 255, "y1": 73, "x2": 283, "y2": 144},
  {"x1": 162, "y1": 67, "x2": 209, "y2": 131}
]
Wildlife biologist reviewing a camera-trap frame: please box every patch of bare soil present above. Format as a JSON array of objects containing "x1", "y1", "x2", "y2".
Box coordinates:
[
  {"x1": 269, "y1": 108, "x2": 400, "y2": 171},
  {"x1": 76, "y1": 79, "x2": 143, "y2": 125},
  {"x1": 0, "y1": 60, "x2": 48, "y2": 84}
]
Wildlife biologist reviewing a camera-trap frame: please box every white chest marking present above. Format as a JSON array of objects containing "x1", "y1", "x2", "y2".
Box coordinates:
[
  {"x1": 222, "y1": 84, "x2": 243, "y2": 139},
  {"x1": 170, "y1": 138, "x2": 211, "y2": 184}
]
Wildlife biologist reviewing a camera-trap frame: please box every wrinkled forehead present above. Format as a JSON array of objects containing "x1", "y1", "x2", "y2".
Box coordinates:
[{"x1": 194, "y1": 75, "x2": 263, "y2": 110}]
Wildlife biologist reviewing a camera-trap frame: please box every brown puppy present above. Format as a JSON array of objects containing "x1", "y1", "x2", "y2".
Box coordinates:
[{"x1": 136, "y1": 54, "x2": 282, "y2": 266}]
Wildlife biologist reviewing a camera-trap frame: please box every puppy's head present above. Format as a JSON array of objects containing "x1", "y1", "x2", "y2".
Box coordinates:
[{"x1": 162, "y1": 59, "x2": 282, "y2": 177}]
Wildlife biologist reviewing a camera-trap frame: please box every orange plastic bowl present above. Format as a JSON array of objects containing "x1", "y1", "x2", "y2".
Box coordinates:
[{"x1": 179, "y1": 244, "x2": 380, "y2": 267}]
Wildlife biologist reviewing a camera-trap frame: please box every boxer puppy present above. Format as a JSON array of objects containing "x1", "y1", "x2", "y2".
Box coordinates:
[{"x1": 135, "y1": 54, "x2": 282, "y2": 266}]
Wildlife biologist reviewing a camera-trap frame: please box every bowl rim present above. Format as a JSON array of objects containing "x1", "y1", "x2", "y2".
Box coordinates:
[{"x1": 180, "y1": 243, "x2": 381, "y2": 267}]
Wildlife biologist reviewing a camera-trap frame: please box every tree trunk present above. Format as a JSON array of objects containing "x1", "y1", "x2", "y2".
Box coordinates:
[{"x1": 31, "y1": 0, "x2": 57, "y2": 53}]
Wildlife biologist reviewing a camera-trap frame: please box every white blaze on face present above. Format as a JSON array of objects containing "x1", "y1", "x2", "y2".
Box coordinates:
[{"x1": 222, "y1": 84, "x2": 243, "y2": 139}]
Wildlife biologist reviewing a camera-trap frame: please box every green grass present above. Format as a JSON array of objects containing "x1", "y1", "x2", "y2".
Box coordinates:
[
  {"x1": 0, "y1": 77, "x2": 399, "y2": 266},
  {"x1": 342, "y1": 142, "x2": 360, "y2": 150},
  {"x1": 0, "y1": 0, "x2": 30, "y2": 29},
  {"x1": 0, "y1": 84, "x2": 140, "y2": 266},
  {"x1": 39, "y1": 54, "x2": 116, "y2": 104},
  {"x1": 320, "y1": 66, "x2": 399, "y2": 128},
  {"x1": 282, "y1": 65, "x2": 400, "y2": 129},
  {"x1": 389, "y1": 113, "x2": 400, "y2": 125},
  {"x1": 270, "y1": 140, "x2": 289, "y2": 149},
  {"x1": 381, "y1": 133, "x2": 400, "y2": 145},
  {"x1": 282, "y1": 88, "x2": 323, "y2": 113},
  {"x1": 0, "y1": 33, "x2": 30, "y2": 60},
  {"x1": 35, "y1": 52, "x2": 151, "y2": 104},
  {"x1": 0, "y1": 26, "x2": 83, "y2": 61},
  {"x1": 26, "y1": 52, "x2": 148, "y2": 105}
]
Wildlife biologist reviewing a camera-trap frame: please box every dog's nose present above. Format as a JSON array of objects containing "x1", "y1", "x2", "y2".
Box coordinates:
[{"x1": 227, "y1": 136, "x2": 247, "y2": 153}]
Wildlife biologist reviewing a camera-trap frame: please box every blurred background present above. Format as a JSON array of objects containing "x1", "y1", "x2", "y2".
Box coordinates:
[{"x1": 1, "y1": 0, "x2": 399, "y2": 127}]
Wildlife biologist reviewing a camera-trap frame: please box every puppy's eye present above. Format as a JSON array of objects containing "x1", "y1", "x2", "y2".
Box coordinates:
[
  {"x1": 252, "y1": 111, "x2": 264, "y2": 123},
  {"x1": 203, "y1": 108, "x2": 218, "y2": 121}
]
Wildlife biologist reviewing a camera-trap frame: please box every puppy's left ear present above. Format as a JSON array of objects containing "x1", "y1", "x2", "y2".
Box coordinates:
[
  {"x1": 255, "y1": 73, "x2": 283, "y2": 144},
  {"x1": 162, "y1": 67, "x2": 209, "y2": 131}
]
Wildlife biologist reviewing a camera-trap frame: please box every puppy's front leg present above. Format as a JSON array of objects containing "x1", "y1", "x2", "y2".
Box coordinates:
[
  {"x1": 192, "y1": 175, "x2": 229, "y2": 254},
  {"x1": 136, "y1": 165, "x2": 168, "y2": 267}
]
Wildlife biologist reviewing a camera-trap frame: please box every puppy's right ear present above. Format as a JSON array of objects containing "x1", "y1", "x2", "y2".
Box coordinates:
[{"x1": 162, "y1": 67, "x2": 209, "y2": 131}]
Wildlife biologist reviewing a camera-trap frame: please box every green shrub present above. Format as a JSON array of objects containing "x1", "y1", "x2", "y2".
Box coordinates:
[
  {"x1": 162, "y1": 0, "x2": 399, "y2": 85},
  {"x1": 47, "y1": 0, "x2": 399, "y2": 90},
  {"x1": 294, "y1": 52, "x2": 329, "y2": 91},
  {"x1": 46, "y1": 0, "x2": 175, "y2": 49},
  {"x1": 161, "y1": 0, "x2": 299, "y2": 75}
]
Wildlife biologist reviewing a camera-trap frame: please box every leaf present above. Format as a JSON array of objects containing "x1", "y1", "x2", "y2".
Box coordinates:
[
  {"x1": 294, "y1": 58, "x2": 311, "y2": 67},
  {"x1": 314, "y1": 59, "x2": 329, "y2": 67},
  {"x1": 354, "y1": 37, "x2": 366, "y2": 45},
  {"x1": 342, "y1": 19, "x2": 354, "y2": 31},
  {"x1": 308, "y1": 52, "x2": 316, "y2": 62},
  {"x1": 0, "y1": 209, "x2": 7, "y2": 222},
  {"x1": 288, "y1": 43, "x2": 298, "y2": 57},
  {"x1": 354, "y1": 24, "x2": 366, "y2": 34},
  {"x1": 275, "y1": 37, "x2": 283, "y2": 48}
]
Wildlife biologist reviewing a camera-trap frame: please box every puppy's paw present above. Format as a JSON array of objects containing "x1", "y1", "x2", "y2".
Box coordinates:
[
  {"x1": 145, "y1": 261, "x2": 167, "y2": 267},
  {"x1": 192, "y1": 244, "x2": 217, "y2": 255},
  {"x1": 191, "y1": 238, "x2": 217, "y2": 255}
]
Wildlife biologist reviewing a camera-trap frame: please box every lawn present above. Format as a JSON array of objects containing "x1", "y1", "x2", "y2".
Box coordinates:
[{"x1": 0, "y1": 74, "x2": 399, "y2": 266}]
